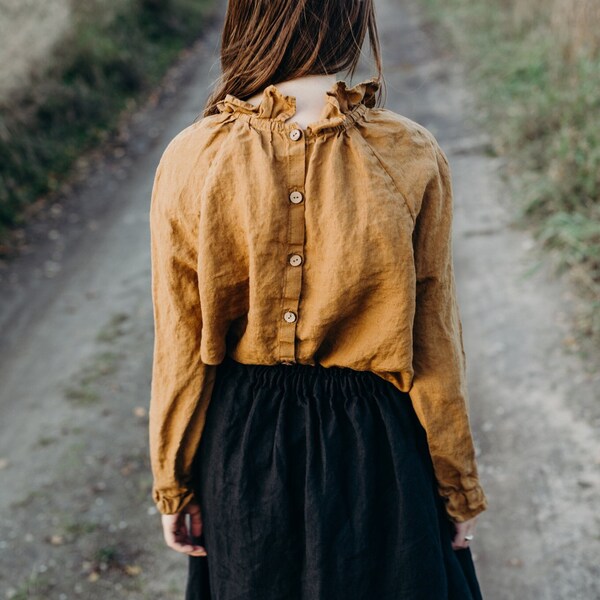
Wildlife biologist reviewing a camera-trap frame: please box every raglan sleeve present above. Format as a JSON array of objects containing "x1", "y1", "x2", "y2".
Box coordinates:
[
  {"x1": 409, "y1": 136, "x2": 488, "y2": 522},
  {"x1": 148, "y1": 140, "x2": 217, "y2": 515}
]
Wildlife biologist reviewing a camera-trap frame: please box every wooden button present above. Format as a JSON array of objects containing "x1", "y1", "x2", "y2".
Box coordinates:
[
  {"x1": 283, "y1": 310, "x2": 297, "y2": 323},
  {"x1": 289, "y1": 254, "x2": 303, "y2": 267}
]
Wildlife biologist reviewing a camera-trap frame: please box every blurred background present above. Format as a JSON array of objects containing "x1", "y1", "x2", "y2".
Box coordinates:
[{"x1": 0, "y1": 0, "x2": 598, "y2": 598}]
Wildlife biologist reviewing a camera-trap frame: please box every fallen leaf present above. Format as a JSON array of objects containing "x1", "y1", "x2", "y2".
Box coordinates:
[
  {"x1": 507, "y1": 557, "x2": 523, "y2": 568},
  {"x1": 125, "y1": 564, "x2": 142, "y2": 576}
]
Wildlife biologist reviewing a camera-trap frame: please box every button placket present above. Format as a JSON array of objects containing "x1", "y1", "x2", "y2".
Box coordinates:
[
  {"x1": 289, "y1": 253, "x2": 303, "y2": 267},
  {"x1": 283, "y1": 310, "x2": 297, "y2": 323},
  {"x1": 278, "y1": 127, "x2": 307, "y2": 363},
  {"x1": 289, "y1": 191, "x2": 303, "y2": 204}
]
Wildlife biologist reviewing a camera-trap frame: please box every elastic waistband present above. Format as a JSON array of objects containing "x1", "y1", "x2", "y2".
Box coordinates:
[
  {"x1": 215, "y1": 354, "x2": 410, "y2": 402},
  {"x1": 219, "y1": 354, "x2": 379, "y2": 385}
]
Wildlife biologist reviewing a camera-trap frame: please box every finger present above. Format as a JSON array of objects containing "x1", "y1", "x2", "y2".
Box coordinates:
[
  {"x1": 188, "y1": 505, "x2": 203, "y2": 538},
  {"x1": 162, "y1": 514, "x2": 180, "y2": 548},
  {"x1": 167, "y1": 526, "x2": 208, "y2": 555},
  {"x1": 162, "y1": 509, "x2": 208, "y2": 556},
  {"x1": 452, "y1": 537, "x2": 470, "y2": 550},
  {"x1": 451, "y1": 521, "x2": 472, "y2": 551},
  {"x1": 167, "y1": 538, "x2": 208, "y2": 556},
  {"x1": 173, "y1": 526, "x2": 207, "y2": 555},
  {"x1": 452, "y1": 536, "x2": 470, "y2": 550}
]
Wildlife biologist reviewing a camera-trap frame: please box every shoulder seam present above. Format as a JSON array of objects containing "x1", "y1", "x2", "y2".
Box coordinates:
[{"x1": 353, "y1": 133, "x2": 417, "y2": 224}]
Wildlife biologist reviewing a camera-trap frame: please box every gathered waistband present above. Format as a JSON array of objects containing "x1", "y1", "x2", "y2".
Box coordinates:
[
  {"x1": 217, "y1": 354, "x2": 404, "y2": 400},
  {"x1": 221, "y1": 354, "x2": 365, "y2": 376}
]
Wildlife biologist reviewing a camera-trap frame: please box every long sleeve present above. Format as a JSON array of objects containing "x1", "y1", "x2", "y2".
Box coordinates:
[
  {"x1": 148, "y1": 146, "x2": 217, "y2": 515},
  {"x1": 409, "y1": 138, "x2": 487, "y2": 522}
]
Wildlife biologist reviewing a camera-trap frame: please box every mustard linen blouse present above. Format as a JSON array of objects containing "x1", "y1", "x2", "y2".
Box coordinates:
[{"x1": 149, "y1": 76, "x2": 488, "y2": 522}]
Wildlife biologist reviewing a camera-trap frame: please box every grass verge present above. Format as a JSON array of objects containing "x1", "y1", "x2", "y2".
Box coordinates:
[
  {"x1": 0, "y1": 0, "x2": 216, "y2": 242},
  {"x1": 418, "y1": 0, "x2": 600, "y2": 345}
]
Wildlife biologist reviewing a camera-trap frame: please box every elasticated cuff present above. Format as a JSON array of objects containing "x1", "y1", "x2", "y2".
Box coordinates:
[
  {"x1": 440, "y1": 484, "x2": 488, "y2": 522},
  {"x1": 152, "y1": 487, "x2": 195, "y2": 515}
]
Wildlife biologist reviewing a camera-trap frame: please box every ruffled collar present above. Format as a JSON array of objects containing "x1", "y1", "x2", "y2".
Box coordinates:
[{"x1": 215, "y1": 77, "x2": 380, "y2": 135}]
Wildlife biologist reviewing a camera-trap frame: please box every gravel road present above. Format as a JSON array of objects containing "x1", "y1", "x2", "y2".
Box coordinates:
[{"x1": 0, "y1": 0, "x2": 599, "y2": 598}]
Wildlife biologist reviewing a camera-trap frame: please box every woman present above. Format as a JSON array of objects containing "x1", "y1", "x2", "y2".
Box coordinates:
[{"x1": 148, "y1": 0, "x2": 488, "y2": 598}]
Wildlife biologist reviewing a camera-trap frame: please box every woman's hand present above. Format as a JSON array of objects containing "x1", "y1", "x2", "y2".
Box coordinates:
[
  {"x1": 451, "y1": 515, "x2": 478, "y2": 551},
  {"x1": 161, "y1": 500, "x2": 208, "y2": 556}
]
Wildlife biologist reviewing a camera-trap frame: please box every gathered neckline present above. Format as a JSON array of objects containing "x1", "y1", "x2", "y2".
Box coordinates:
[{"x1": 215, "y1": 76, "x2": 380, "y2": 136}]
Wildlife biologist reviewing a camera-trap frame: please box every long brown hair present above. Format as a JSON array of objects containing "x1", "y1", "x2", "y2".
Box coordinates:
[{"x1": 202, "y1": 0, "x2": 384, "y2": 118}]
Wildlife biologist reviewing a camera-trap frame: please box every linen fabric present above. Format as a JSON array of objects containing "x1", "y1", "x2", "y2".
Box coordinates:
[
  {"x1": 148, "y1": 76, "x2": 488, "y2": 521},
  {"x1": 184, "y1": 356, "x2": 484, "y2": 600}
]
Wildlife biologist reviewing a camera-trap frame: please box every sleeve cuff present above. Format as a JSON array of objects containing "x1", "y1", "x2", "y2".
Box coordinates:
[
  {"x1": 152, "y1": 487, "x2": 196, "y2": 515},
  {"x1": 439, "y1": 484, "x2": 488, "y2": 522}
]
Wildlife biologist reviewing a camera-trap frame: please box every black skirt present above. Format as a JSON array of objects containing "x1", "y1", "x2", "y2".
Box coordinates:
[{"x1": 186, "y1": 356, "x2": 483, "y2": 600}]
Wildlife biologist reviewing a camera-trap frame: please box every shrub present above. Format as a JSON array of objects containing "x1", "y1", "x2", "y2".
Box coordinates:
[
  {"x1": 421, "y1": 0, "x2": 600, "y2": 339},
  {"x1": 0, "y1": 0, "x2": 215, "y2": 236}
]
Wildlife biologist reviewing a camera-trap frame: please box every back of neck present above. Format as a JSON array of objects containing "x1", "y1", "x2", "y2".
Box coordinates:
[{"x1": 247, "y1": 73, "x2": 339, "y2": 128}]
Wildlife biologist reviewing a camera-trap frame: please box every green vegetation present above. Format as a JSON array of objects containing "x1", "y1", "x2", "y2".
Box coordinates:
[
  {"x1": 64, "y1": 350, "x2": 122, "y2": 405},
  {"x1": 7, "y1": 573, "x2": 54, "y2": 600},
  {"x1": 0, "y1": 0, "x2": 216, "y2": 239},
  {"x1": 96, "y1": 312, "x2": 130, "y2": 343},
  {"x1": 420, "y1": 0, "x2": 600, "y2": 342}
]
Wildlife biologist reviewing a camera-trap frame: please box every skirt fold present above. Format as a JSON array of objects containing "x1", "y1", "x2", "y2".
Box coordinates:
[{"x1": 186, "y1": 356, "x2": 483, "y2": 600}]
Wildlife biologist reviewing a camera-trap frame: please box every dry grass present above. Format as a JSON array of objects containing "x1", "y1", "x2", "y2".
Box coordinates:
[
  {"x1": 550, "y1": 0, "x2": 600, "y2": 60},
  {"x1": 508, "y1": 0, "x2": 600, "y2": 60},
  {"x1": 421, "y1": 0, "x2": 600, "y2": 344},
  {"x1": 0, "y1": 0, "x2": 71, "y2": 101},
  {"x1": 0, "y1": 0, "x2": 132, "y2": 103},
  {"x1": 0, "y1": 0, "x2": 216, "y2": 238}
]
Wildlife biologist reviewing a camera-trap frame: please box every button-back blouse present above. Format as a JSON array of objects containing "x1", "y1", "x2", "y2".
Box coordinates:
[{"x1": 148, "y1": 76, "x2": 488, "y2": 522}]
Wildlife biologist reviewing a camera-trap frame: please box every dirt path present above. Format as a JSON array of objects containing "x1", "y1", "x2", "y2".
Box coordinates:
[{"x1": 1, "y1": 0, "x2": 599, "y2": 598}]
